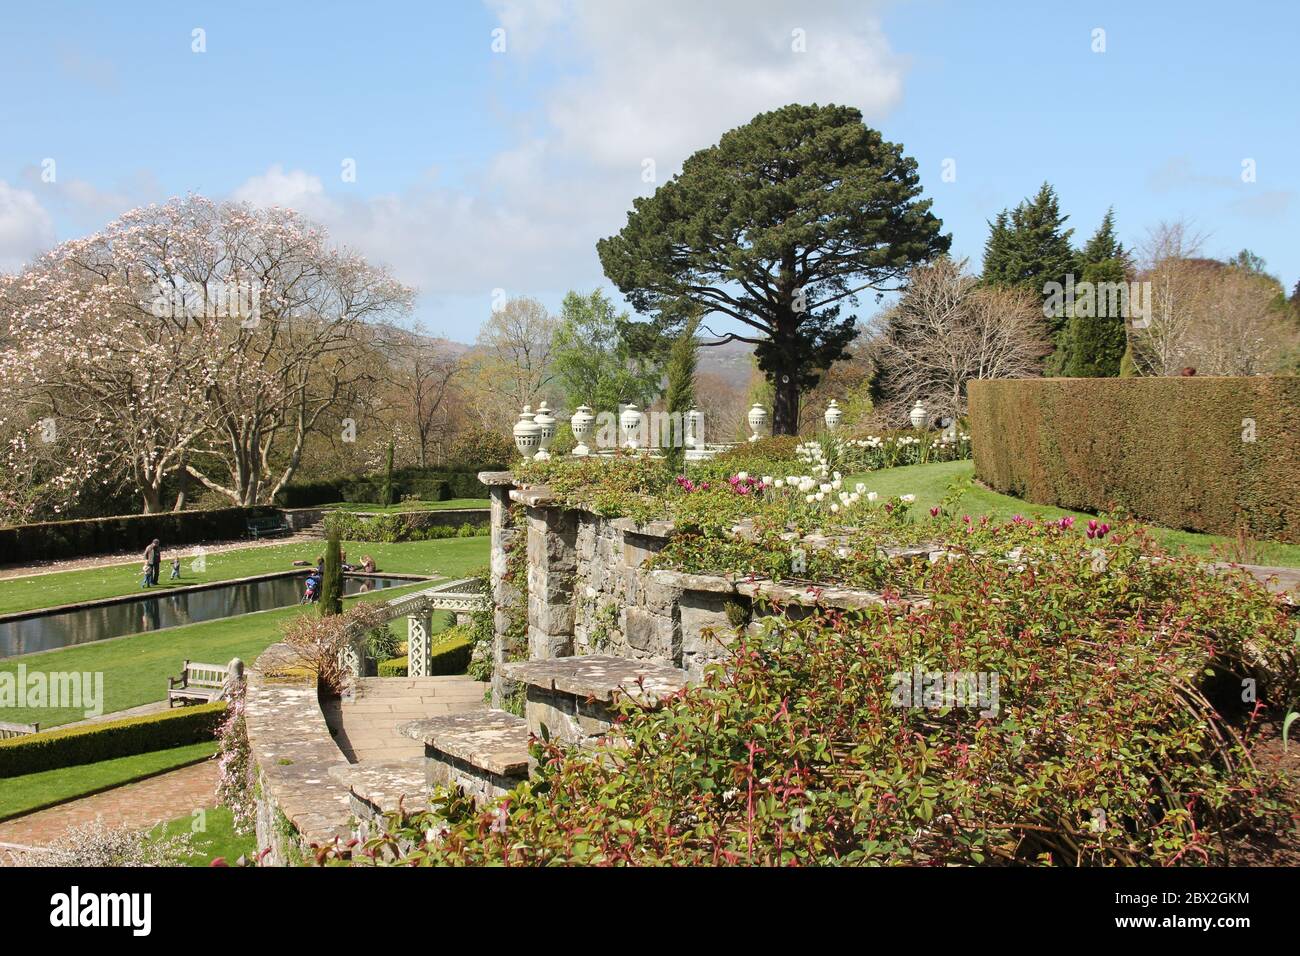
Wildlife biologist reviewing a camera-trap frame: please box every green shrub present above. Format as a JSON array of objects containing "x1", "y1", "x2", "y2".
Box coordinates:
[
  {"x1": 968, "y1": 377, "x2": 1300, "y2": 542},
  {"x1": 376, "y1": 628, "x2": 474, "y2": 678},
  {"x1": 322, "y1": 521, "x2": 1299, "y2": 867},
  {"x1": 0, "y1": 702, "x2": 226, "y2": 777},
  {"x1": 429, "y1": 629, "x2": 474, "y2": 675},
  {"x1": 367, "y1": 622, "x2": 400, "y2": 662},
  {"x1": 280, "y1": 468, "x2": 492, "y2": 508},
  {"x1": 0, "y1": 506, "x2": 284, "y2": 563},
  {"x1": 322, "y1": 510, "x2": 488, "y2": 544}
]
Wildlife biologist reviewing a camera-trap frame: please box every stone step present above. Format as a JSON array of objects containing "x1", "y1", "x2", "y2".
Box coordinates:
[
  {"x1": 501, "y1": 654, "x2": 690, "y2": 705},
  {"x1": 501, "y1": 654, "x2": 690, "y2": 748},
  {"x1": 397, "y1": 709, "x2": 531, "y2": 804},
  {"x1": 331, "y1": 758, "x2": 431, "y2": 824}
]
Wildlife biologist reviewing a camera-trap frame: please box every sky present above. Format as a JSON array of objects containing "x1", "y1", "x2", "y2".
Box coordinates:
[{"x1": 1, "y1": 0, "x2": 1296, "y2": 343}]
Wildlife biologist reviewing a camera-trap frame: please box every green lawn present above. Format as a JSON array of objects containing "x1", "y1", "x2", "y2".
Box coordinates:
[
  {"x1": 0, "y1": 538, "x2": 488, "y2": 727},
  {"x1": 0, "y1": 535, "x2": 489, "y2": 616},
  {"x1": 0, "y1": 742, "x2": 216, "y2": 822},
  {"x1": 148, "y1": 804, "x2": 258, "y2": 866},
  {"x1": 846, "y1": 460, "x2": 1300, "y2": 567},
  {"x1": 318, "y1": 498, "x2": 488, "y2": 513}
]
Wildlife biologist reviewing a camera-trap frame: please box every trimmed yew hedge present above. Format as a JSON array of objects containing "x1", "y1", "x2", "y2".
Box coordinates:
[
  {"x1": 279, "y1": 469, "x2": 490, "y2": 507},
  {"x1": 969, "y1": 376, "x2": 1300, "y2": 542},
  {"x1": 0, "y1": 701, "x2": 225, "y2": 777},
  {"x1": 0, "y1": 506, "x2": 284, "y2": 563}
]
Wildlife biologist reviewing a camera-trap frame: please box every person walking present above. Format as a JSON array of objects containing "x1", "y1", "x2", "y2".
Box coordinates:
[{"x1": 143, "y1": 538, "x2": 162, "y2": 587}]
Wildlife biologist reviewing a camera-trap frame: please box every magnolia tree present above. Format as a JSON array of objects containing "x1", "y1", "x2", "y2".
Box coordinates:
[{"x1": 0, "y1": 197, "x2": 413, "y2": 515}]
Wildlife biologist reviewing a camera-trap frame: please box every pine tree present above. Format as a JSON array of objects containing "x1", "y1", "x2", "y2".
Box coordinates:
[
  {"x1": 380, "y1": 442, "x2": 394, "y2": 507},
  {"x1": 319, "y1": 525, "x2": 343, "y2": 617},
  {"x1": 1062, "y1": 259, "x2": 1128, "y2": 377},
  {"x1": 1061, "y1": 210, "x2": 1130, "y2": 377},
  {"x1": 981, "y1": 210, "x2": 1014, "y2": 283},
  {"x1": 981, "y1": 183, "x2": 1077, "y2": 376},
  {"x1": 981, "y1": 183, "x2": 1076, "y2": 298},
  {"x1": 663, "y1": 316, "x2": 699, "y2": 474}
]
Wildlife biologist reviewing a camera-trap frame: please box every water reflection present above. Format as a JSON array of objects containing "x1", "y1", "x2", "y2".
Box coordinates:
[{"x1": 0, "y1": 575, "x2": 415, "y2": 658}]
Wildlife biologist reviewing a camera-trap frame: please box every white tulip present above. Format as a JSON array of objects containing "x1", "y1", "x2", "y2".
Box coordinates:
[
  {"x1": 900, "y1": 494, "x2": 916, "y2": 503},
  {"x1": 867, "y1": 492, "x2": 879, "y2": 502}
]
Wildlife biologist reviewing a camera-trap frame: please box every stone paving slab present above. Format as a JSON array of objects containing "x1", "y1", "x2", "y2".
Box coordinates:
[
  {"x1": 502, "y1": 654, "x2": 689, "y2": 704},
  {"x1": 398, "y1": 710, "x2": 531, "y2": 776},
  {"x1": 340, "y1": 758, "x2": 429, "y2": 815}
]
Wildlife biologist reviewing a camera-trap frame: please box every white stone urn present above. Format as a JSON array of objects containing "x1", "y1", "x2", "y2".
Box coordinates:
[
  {"x1": 532, "y1": 401, "x2": 557, "y2": 460},
  {"x1": 620, "y1": 404, "x2": 644, "y2": 449},
  {"x1": 824, "y1": 399, "x2": 843, "y2": 433},
  {"x1": 513, "y1": 405, "x2": 541, "y2": 459},
  {"x1": 909, "y1": 400, "x2": 928, "y2": 430},
  {"x1": 747, "y1": 403, "x2": 768, "y2": 442},
  {"x1": 570, "y1": 405, "x2": 595, "y2": 457},
  {"x1": 685, "y1": 406, "x2": 704, "y2": 449}
]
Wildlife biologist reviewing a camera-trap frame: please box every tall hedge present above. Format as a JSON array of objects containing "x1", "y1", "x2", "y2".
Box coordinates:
[
  {"x1": 279, "y1": 469, "x2": 490, "y2": 508},
  {"x1": 0, "y1": 506, "x2": 283, "y2": 564},
  {"x1": 968, "y1": 377, "x2": 1300, "y2": 543}
]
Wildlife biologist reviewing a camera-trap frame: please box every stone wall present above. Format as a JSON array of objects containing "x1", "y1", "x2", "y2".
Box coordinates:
[
  {"x1": 479, "y1": 473, "x2": 927, "y2": 683},
  {"x1": 245, "y1": 643, "x2": 353, "y2": 865}
]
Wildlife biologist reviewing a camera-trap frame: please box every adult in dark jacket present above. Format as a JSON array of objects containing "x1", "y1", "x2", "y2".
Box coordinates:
[{"x1": 143, "y1": 539, "x2": 162, "y2": 587}]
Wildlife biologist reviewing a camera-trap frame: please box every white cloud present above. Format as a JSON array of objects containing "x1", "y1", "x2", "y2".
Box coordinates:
[
  {"x1": 504, "y1": 0, "x2": 905, "y2": 171},
  {"x1": 231, "y1": 165, "x2": 334, "y2": 217},
  {"x1": 0, "y1": 182, "x2": 56, "y2": 273}
]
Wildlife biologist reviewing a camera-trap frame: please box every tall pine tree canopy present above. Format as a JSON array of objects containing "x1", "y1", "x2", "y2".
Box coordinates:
[
  {"x1": 597, "y1": 103, "x2": 949, "y2": 435},
  {"x1": 980, "y1": 182, "x2": 1077, "y2": 304}
]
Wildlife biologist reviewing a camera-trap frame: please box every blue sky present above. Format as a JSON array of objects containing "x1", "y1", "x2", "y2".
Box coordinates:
[{"x1": 1, "y1": 0, "x2": 1295, "y2": 342}]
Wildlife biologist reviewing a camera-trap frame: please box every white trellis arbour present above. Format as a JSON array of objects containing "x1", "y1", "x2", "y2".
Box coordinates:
[{"x1": 340, "y1": 578, "x2": 489, "y2": 679}]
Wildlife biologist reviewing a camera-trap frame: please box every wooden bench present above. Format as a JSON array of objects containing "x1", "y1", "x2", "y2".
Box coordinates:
[
  {"x1": 246, "y1": 514, "x2": 290, "y2": 539},
  {"x1": 168, "y1": 660, "x2": 235, "y2": 706},
  {"x1": 0, "y1": 720, "x2": 39, "y2": 740}
]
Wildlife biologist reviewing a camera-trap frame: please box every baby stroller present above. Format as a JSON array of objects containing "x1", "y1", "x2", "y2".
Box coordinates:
[{"x1": 302, "y1": 572, "x2": 321, "y2": 604}]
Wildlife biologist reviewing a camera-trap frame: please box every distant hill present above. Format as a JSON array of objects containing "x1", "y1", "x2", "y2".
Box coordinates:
[{"x1": 695, "y1": 337, "x2": 756, "y2": 392}]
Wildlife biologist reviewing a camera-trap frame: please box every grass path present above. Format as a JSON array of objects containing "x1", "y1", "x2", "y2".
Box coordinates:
[
  {"x1": 845, "y1": 460, "x2": 1300, "y2": 567},
  {"x1": 0, "y1": 538, "x2": 489, "y2": 727},
  {"x1": 0, "y1": 535, "x2": 487, "y2": 617}
]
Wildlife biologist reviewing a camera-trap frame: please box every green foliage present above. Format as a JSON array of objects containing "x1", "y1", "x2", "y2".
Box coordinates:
[
  {"x1": 981, "y1": 182, "x2": 1077, "y2": 303},
  {"x1": 319, "y1": 525, "x2": 343, "y2": 616},
  {"x1": 552, "y1": 289, "x2": 664, "y2": 411},
  {"x1": 321, "y1": 510, "x2": 488, "y2": 543},
  {"x1": 382, "y1": 627, "x2": 476, "y2": 677},
  {"x1": 0, "y1": 505, "x2": 284, "y2": 562},
  {"x1": 380, "y1": 443, "x2": 395, "y2": 507},
  {"x1": 0, "y1": 702, "x2": 224, "y2": 777},
  {"x1": 367, "y1": 622, "x2": 401, "y2": 662},
  {"x1": 320, "y1": 521, "x2": 1298, "y2": 867},
  {"x1": 981, "y1": 182, "x2": 1077, "y2": 371},
  {"x1": 969, "y1": 377, "x2": 1300, "y2": 542},
  {"x1": 1060, "y1": 259, "x2": 1129, "y2": 377},
  {"x1": 663, "y1": 317, "x2": 700, "y2": 474},
  {"x1": 598, "y1": 103, "x2": 949, "y2": 434},
  {"x1": 281, "y1": 468, "x2": 489, "y2": 508}
]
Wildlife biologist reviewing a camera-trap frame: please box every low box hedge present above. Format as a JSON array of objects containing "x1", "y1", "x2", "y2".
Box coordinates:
[
  {"x1": 0, "y1": 506, "x2": 284, "y2": 563},
  {"x1": 377, "y1": 629, "x2": 474, "y2": 678},
  {"x1": 968, "y1": 376, "x2": 1300, "y2": 542},
  {"x1": 0, "y1": 701, "x2": 226, "y2": 777}
]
